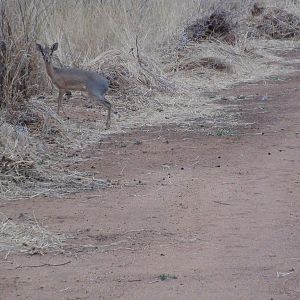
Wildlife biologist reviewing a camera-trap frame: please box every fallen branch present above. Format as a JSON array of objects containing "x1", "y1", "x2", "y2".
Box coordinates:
[
  {"x1": 128, "y1": 279, "x2": 142, "y2": 282},
  {"x1": 16, "y1": 260, "x2": 71, "y2": 269},
  {"x1": 213, "y1": 200, "x2": 231, "y2": 206}
]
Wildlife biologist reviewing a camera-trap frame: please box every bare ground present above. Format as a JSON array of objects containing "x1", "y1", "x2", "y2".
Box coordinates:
[{"x1": 1, "y1": 52, "x2": 300, "y2": 300}]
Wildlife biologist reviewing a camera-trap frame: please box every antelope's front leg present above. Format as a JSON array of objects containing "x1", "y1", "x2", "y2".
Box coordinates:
[{"x1": 57, "y1": 89, "x2": 65, "y2": 116}]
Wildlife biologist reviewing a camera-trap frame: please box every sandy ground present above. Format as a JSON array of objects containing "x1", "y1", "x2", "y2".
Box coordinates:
[{"x1": 1, "y1": 52, "x2": 300, "y2": 300}]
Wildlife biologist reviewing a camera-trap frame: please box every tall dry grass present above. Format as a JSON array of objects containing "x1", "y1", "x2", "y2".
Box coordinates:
[
  {"x1": 0, "y1": 0, "x2": 250, "y2": 106},
  {"x1": 0, "y1": 0, "x2": 299, "y2": 107}
]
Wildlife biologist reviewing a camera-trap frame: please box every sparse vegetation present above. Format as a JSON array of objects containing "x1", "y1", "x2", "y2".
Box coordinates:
[{"x1": 159, "y1": 274, "x2": 178, "y2": 281}]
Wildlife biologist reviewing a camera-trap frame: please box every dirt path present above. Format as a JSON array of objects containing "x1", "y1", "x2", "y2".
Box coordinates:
[{"x1": 1, "y1": 57, "x2": 300, "y2": 299}]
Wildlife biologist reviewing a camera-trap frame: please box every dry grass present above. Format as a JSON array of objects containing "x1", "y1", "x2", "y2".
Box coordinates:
[
  {"x1": 0, "y1": 213, "x2": 66, "y2": 254},
  {"x1": 0, "y1": 101, "x2": 108, "y2": 199}
]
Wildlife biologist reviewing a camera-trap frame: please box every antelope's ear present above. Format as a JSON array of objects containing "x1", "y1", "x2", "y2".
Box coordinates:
[
  {"x1": 51, "y1": 42, "x2": 58, "y2": 52},
  {"x1": 36, "y1": 43, "x2": 43, "y2": 53}
]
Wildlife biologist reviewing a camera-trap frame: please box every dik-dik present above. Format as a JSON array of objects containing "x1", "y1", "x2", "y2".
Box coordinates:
[{"x1": 36, "y1": 42, "x2": 111, "y2": 129}]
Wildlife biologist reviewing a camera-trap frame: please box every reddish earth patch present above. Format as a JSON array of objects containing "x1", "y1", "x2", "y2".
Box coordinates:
[{"x1": 1, "y1": 55, "x2": 300, "y2": 300}]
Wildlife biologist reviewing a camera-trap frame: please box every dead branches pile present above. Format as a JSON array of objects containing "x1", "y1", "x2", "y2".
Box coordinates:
[
  {"x1": 184, "y1": 10, "x2": 238, "y2": 45},
  {"x1": 251, "y1": 3, "x2": 300, "y2": 39}
]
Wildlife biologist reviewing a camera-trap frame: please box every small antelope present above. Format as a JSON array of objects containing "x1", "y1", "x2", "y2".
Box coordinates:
[{"x1": 36, "y1": 42, "x2": 111, "y2": 129}]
